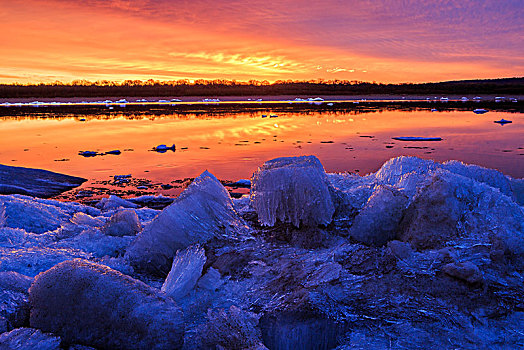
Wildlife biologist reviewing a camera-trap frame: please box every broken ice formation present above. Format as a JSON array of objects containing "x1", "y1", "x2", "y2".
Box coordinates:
[
  {"x1": 161, "y1": 245, "x2": 206, "y2": 301},
  {"x1": 251, "y1": 155, "x2": 335, "y2": 227},
  {"x1": 126, "y1": 170, "x2": 250, "y2": 276},
  {"x1": 29, "y1": 259, "x2": 184, "y2": 349}
]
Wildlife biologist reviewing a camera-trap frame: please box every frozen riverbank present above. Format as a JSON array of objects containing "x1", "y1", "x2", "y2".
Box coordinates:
[{"x1": 0, "y1": 155, "x2": 523, "y2": 349}]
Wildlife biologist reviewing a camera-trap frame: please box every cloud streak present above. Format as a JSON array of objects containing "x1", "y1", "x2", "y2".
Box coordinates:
[{"x1": 0, "y1": 0, "x2": 522, "y2": 83}]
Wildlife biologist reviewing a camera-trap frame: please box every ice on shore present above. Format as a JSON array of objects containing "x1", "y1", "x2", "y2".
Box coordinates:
[
  {"x1": 0, "y1": 155, "x2": 523, "y2": 348},
  {"x1": 126, "y1": 170, "x2": 250, "y2": 276},
  {"x1": 251, "y1": 155, "x2": 335, "y2": 227},
  {"x1": 29, "y1": 259, "x2": 184, "y2": 349}
]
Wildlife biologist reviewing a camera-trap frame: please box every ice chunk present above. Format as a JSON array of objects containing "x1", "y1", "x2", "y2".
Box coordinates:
[
  {"x1": 56, "y1": 229, "x2": 134, "y2": 258},
  {"x1": 442, "y1": 160, "x2": 513, "y2": 198},
  {"x1": 0, "y1": 203, "x2": 5, "y2": 227},
  {"x1": 0, "y1": 196, "x2": 67, "y2": 234},
  {"x1": 0, "y1": 247, "x2": 91, "y2": 277},
  {"x1": 0, "y1": 271, "x2": 33, "y2": 293},
  {"x1": 250, "y1": 156, "x2": 335, "y2": 227},
  {"x1": 96, "y1": 195, "x2": 139, "y2": 211},
  {"x1": 0, "y1": 328, "x2": 61, "y2": 350},
  {"x1": 349, "y1": 185, "x2": 408, "y2": 246},
  {"x1": 101, "y1": 210, "x2": 141, "y2": 237},
  {"x1": 29, "y1": 259, "x2": 184, "y2": 349},
  {"x1": 185, "y1": 306, "x2": 266, "y2": 350},
  {"x1": 197, "y1": 267, "x2": 223, "y2": 292},
  {"x1": 303, "y1": 262, "x2": 342, "y2": 288},
  {"x1": 442, "y1": 261, "x2": 483, "y2": 284},
  {"x1": 399, "y1": 170, "x2": 524, "y2": 259},
  {"x1": 0, "y1": 272, "x2": 33, "y2": 329},
  {"x1": 374, "y1": 156, "x2": 439, "y2": 188},
  {"x1": 161, "y1": 245, "x2": 206, "y2": 301},
  {"x1": 126, "y1": 170, "x2": 249, "y2": 276},
  {"x1": 70, "y1": 212, "x2": 103, "y2": 227}
]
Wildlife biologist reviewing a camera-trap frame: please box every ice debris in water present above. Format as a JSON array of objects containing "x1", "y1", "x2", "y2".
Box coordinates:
[
  {"x1": 161, "y1": 245, "x2": 206, "y2": 301},
  {"x1": 29, "y1": 259, "x2": 184, "y2": 349},
  {"x1": 250, "y1": 155, "x2": 335, "y2": 227},
  {"x1": 126, "y1": 170, "x2": 250, "y2": 276}
]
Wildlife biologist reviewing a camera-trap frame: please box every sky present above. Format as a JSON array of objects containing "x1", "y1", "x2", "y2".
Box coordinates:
[{"x1": 0, "y1": 0, "x2": 522, "y2": 84}]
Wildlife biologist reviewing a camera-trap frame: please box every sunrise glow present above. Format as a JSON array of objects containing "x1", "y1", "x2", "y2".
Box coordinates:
[{"x1": 1, "y1": 0, "x2": 522, "y2": 84}]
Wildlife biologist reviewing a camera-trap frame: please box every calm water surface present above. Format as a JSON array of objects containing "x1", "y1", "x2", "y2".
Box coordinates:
[{"x1": 0, "y1": 107, "x2": 522, "y2": 195}]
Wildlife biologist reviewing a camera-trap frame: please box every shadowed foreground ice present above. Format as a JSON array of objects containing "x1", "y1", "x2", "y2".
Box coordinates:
[{"x1": 0, "y1": 155, "x2": 523, "y2": 349}]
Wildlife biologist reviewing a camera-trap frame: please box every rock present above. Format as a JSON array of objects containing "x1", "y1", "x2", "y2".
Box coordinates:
[
  {"x1": 0, "y1": 164, "x2": 86, "y2": 198},
  {"x1": 101, "y1": 210, "x2": 141, "y2": 237},
  {"x1": 251, "y1": 156, "x2": 335, "y2": 228},
  {"x1": 161, "y1": 245, "x2": 206, "y2": 301},
  {"x1": 126, "y1": 170, "x2": 249, "y2": 276},
  {"x1": 349, "y1": 185, "x2": 408, "y2": 246},
  {"x1": 0, "y1": 327, "x2": 61, "y2": 350},
  {"x1": 442, "y1": 261, "x2": 483, "y2": 284},
  {"x1": 29, "y1": 259, "x2": 184, "y2": 350}
]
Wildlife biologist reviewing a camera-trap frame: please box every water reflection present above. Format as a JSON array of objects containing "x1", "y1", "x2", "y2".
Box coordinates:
[{"x1": 0, "y1": 108, "x2": 522, "y2": 195}]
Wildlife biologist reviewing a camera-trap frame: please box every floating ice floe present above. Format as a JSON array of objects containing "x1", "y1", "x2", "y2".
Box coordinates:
[
  {"x1": 494, "y1": 119, "x2": 512, "y2": 125},
  {"x1": 392, "y1": 137, "x2": 442, "y2": 141},
  {"x1": 152, "y1": 144, "x2": 176, "y2": 152},
  {"x1": 473, "y1": 108, "x2": 488, "y2": 114},
  {"x1": 78, "y1": 151, "x2": 98, "y2": 157}
]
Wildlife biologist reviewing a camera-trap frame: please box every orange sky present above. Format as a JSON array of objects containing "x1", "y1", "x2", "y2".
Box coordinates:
[{"x1": 0, "y1": 0, "x2": 522, "y2": 84}]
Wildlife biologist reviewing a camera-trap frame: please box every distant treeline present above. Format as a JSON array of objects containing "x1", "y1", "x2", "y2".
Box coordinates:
[{"x1": 1, "y1": 77, "x2": 523, "y2": 98}]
